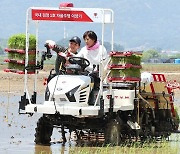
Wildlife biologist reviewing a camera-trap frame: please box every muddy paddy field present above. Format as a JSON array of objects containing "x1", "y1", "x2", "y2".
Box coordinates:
[{"x1": 0, "y1": 64, "x2": 180, "y2": 154}]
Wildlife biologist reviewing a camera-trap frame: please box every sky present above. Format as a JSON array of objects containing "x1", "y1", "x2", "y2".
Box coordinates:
[{"x1": 1, "y1": 0, "x2": 180, "y2": 50}]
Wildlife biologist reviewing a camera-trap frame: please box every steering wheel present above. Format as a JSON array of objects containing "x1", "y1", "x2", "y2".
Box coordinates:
[{"x1": 68, "y1": 57, "x2": 90, "y2": 70}]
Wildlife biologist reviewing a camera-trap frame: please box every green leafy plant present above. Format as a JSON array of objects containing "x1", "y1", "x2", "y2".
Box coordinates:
[
  {"x1": 111, "y1": 54, "x2": 142, "y2": 65},
  {"x1": 110, "y1": 68, "x2": 141, "y2": 78},
  {"x1": 6, "y1": 33, "x2": 36, "y2": 73},
  {"x1": 109, "y1": 53, "x2": 142, "y2": 78},
  {"x1": 8, "y1": 33, "x2": 36, "y2": 50}
]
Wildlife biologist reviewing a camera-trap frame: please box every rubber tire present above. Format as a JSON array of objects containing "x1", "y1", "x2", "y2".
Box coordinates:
[
  {"x1": 34, "y1": 116, "x2": 53, "y2": 145},
  {"x1": 139, "y1": 112, "x2": 154, "y2": 141},
  {"x1": 105, "y1": 118, "x2": 122, "y2": 146}
]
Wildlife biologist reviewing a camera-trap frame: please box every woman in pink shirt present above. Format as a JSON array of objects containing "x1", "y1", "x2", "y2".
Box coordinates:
[{"x1": 77, "y1": 30, "x2": 108, "y2": 72}]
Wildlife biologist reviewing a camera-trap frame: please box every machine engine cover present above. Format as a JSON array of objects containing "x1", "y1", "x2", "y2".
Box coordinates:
[{"x1": 47, "y1": 75, "x2": 92, "y2": 106}]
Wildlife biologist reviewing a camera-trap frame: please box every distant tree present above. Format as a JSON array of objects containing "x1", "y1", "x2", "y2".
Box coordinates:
[
  {"x1": 142, "y1": 49, "x2": 159, "y2": 62},
  {"x1": 168, "y1": 54, "x2": 179, "y2": 59},
  {"x1": 0, "y1": 38, "x2": 7, "y2": 54},
  {"x1": 174, "y1": 53, "x2": 180, "y2": 58},
  {"x1": 159, "y1": 53, "x2": 169, "y2": 59},
  {"x1": 104, "y1": 41, "x2": 124, "y2": 52}
]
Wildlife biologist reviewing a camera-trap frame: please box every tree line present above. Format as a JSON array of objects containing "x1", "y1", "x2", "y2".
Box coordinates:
[
  {"x1": 0, "y1": 38, "x2": 8, "y2": 54},
  {"x1": 142, "y1": 49, "x2": 180, "y2": 62}
]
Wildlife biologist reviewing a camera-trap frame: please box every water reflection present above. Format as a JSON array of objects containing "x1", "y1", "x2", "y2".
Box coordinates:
[
  {"x1": 34, "y1": 142, "x2": 74, "y2": 154},
  {"x1": 34, "y1": 145, "x2": 52, "y2": 154}
]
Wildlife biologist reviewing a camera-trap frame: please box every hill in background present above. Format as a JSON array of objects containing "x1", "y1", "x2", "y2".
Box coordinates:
[{"x1": 1, "y1": 0, "x2": 180, "y2": 51}]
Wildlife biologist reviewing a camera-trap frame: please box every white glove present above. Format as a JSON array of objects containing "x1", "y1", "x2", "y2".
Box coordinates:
[{"x1": 45, "y1": 40, "x2": 56, "y2": 48}]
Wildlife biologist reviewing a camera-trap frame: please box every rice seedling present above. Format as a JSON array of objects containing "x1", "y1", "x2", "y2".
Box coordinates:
[
  {"x1": 5, "y1": 33, "x2": 36, "y2": 73},
  {"x1": 69, "y1": 140, "x2": 179, "y2": 154}
]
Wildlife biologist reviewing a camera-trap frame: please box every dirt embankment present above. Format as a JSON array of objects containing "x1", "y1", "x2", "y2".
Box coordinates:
[
  {"x1": 0, "y1": 64, "x2": 52, "y2": 94},
  {"x1": 0, "y1": 71, "x2": 49, "y2": 94}
]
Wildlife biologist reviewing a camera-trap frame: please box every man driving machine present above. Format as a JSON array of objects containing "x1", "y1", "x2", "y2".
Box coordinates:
[{"x1": 46, "y1": 36, "x2": 81, "y2": 74}]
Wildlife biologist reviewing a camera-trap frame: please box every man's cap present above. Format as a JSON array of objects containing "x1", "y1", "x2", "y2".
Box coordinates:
[{"x1": 69, "y1": 36, "x2": 81, "y2": 46}]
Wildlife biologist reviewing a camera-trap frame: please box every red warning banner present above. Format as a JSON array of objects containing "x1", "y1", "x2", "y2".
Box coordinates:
[{"x1": 31, "y1": 9, "x2": 93, "y2": 22}]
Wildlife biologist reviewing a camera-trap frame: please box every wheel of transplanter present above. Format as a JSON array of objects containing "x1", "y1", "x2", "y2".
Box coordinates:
[
  {"x1": 34, "y1": 115, "x2": 53, "y2": 145},
  {"x1": 139, "y1": 111, "x2": 155, "y2": 142},
  {"x1": 139, "y1": 112, "x2": 148, "y2": 141},
  {"x1": 172, "y1": 108, "x2": 180, "y2": 131},
  {"x1": 104, "y1": 118, "x2": 122, "y2": 146}
]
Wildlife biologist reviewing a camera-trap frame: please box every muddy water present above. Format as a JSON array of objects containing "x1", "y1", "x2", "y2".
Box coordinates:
[
  {"x1": 0, "y1": 93, "x2": 76, "y2": 154},
  {"x1": 0, "y1": 92, "x2": 180, "y2": 154}
]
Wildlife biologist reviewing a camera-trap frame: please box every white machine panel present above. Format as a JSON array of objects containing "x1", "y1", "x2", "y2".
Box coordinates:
[{"x1": 103, "y1": 89, "x2": 135, "y2": 110}]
